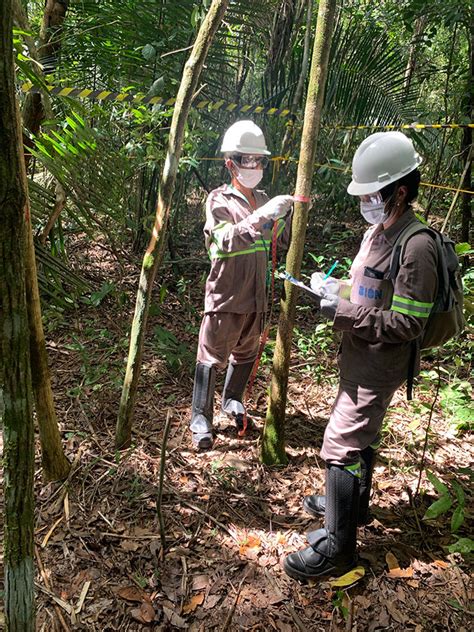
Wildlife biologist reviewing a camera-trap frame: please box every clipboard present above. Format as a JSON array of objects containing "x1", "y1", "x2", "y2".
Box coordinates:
[{"x1": 279, "y1": 271, "x2": 322, "y2": 298}]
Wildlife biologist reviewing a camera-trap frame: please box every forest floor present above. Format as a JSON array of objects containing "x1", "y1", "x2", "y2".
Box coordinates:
[{"x1": 1, "y1": 206, "x2": 472, "y2": 631}]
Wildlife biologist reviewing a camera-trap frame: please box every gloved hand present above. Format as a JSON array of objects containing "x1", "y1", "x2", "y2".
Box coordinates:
[
  {"x1": 310, "y1": 271, "x2": 341, "y2": 296},
  {"x1": 320, "y1": 293, "x2": 339, "y2": 321},
  {"x1": 254, "y1": 195, "x2": 295, "y2": 221}
]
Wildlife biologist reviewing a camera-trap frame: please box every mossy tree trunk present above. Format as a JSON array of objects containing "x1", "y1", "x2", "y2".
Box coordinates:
[
  {"x1": 13, "y1": 0, "x2": 71, "y2": 481},
  {"x1": 116, "y1": 0, "x2": 229, "y2": 448},
  {"x1": 261, "y1": 0, "x2": 338, "y2": 466},
  {"x1": 0, "y1": 2, "x2": 36, "y2": 628}
]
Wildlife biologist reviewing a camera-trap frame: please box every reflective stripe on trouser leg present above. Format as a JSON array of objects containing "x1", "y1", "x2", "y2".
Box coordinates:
[{"x1": 320, "y1": 379, "x2": 397, "y2": 465}]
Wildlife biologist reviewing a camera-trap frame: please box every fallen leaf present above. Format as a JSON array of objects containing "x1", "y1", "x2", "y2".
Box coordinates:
[
  {"x1": 432, "y1": 559, "x2": 449, "y2": 569},
  {"x1": 386, "y1": 601, "x2": 407, "y2": 624},
  {"x1": 192, "y1": 574, "x2": 209, "y2": 591},
  {"x1": 203, "y1": 594, "x2": 221, "y2": 610},
  {"x1": 330, "y1": 565, "x2": 365, "y2": 587},
  {"x1": 120, "y1": 539, "x2": 141, "y2": 552},
  {"x1": 163, "y1": 606, "x2": 187, "y2": 628},
  {"x1": 130, "y1": 602, "x2": 155, "y2": 624},
  {"x1": 354, "y1": 595, "x2": 371, "y2": 608},
  {"x1": 117, "y1": 586, "x2": 146, "y2": 603},
  {"x1": 239, "y1": 534, "x2": 261, "y2": 556},
  {"x1": 387, "y1": 566, "x2": 414, "y2": 578},
  {"x1": 407, "y1": 579, "x2": 420, "y2": 588},
  {"x1": 182, "y1": 592, "x2": 204, "y2": 614},
  {"x1": 385, "y1": 551, "x2": 400, "y2": 570}
]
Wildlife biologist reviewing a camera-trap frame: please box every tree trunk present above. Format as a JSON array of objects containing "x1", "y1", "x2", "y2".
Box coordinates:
[
  {"x1": 0, "y1": 2, "x2": 36, "y2": 629},
  {"x1": 18, "y1": 1, "x2": 69, "y2": 162},
  {"x1": 279, "y1": 0, "x2": 314, "y2": 161},
  {"x1": 461, "y1": 11, "x2": 473, "y2": 248},
  {"x1": 261, "y1": 0, "x2": 337, "y2": 466},
  {"x1": 263, "y1": 0, "x2": 298, "y2": 104},
  {"x1": 403, "y1": 16, "x2": 427, "y2": 95},
  {"x1": 116, "y1": 0, "x2": 229, "y2": 449},
  {"x1": 14, "y1": 0, "x2": 71, "y2": 481}
]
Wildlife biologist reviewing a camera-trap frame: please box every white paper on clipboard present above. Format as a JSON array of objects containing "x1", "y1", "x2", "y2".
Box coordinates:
[{"x1": 279, "y1": 271, "x2": 322, "y2": 298}]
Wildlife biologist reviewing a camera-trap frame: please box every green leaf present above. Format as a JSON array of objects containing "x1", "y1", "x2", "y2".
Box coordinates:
[
  {"x1": 142, "y1": 44, "x2": 156, "y2": 61},
  {"x1": 451, "y1": 480, "x2": 466, "y2": 507},
  {"x1": 450, "y1": 506, "x2": 465, "y2": 533},
  {"x1": 455, "y1": 242, "x2": 472, "y2": 256},
  {"x1": 423, "y1": 495, "x2": 452, "y2": 520},
  {"x1": 447, "y1": 538, "x2": 474, "y2": 554},
  {"x1": 426, "y1": 470, "x2": 450, "y2": 496}
]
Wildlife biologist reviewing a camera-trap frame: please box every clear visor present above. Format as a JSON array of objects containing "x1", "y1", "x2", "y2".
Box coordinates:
[
  {"x1": 359, "y1": 193, "x2": 383, "y2": 205},
  {"x1": 231, "y1": 154, "x2": 269, "y2": 169}
]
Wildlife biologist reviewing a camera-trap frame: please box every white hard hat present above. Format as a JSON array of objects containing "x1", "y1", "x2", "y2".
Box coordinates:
[
  {"x1": 347, "y1": 131, "x2": 422, "y2": 196},
  {"x1": 220, "y1": 120, "x2": 271, "y2": 155}
]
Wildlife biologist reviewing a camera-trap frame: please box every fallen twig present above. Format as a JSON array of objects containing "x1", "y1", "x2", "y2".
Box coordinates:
[
  {"x1": 221, "y1": 571, "x2": 248, "y2": 632},
  {"x1": 157, "y1": 409, "x2": 173, "y2": 557}
]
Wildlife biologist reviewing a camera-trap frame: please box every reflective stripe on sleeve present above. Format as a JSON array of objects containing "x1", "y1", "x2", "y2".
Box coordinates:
[
  {"x1": 208, "y1": 222, "x2": 274, "y2": 260},
  {"x1": 390, "y1": 294, "x2": 433, "y2": 318}
]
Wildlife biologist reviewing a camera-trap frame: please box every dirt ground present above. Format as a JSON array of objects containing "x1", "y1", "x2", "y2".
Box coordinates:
[{"x1": 1, "y1": 210, "x2": 472, "y2": 631}]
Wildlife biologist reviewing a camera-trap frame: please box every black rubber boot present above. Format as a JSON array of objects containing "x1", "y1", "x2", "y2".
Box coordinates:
[
  {"x1": 221, "y1": 361, "x2": 254, "y2": 432},
  {"x1": 190, "y1": 363, "x2": 216, "y2": 450},
  {"x1": 303, "y1": 446, "x2": 376, "y2": 525},
  {"x1": 283, "y1": 464, "x2": 359, "y2": 581}
]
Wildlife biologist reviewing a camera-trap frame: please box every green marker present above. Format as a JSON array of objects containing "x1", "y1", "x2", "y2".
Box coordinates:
[{"x1": 324, "y1": 260, "x2": 339, "y2": 280}]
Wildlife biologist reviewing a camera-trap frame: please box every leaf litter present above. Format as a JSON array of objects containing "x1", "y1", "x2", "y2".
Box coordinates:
[{"x1": 0, "y1": 217, "x2": 472, "y2": 631}]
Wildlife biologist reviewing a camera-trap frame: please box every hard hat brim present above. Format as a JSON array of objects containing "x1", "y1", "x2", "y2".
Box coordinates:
[
  {"x1": 347, "y1": 179, "x2": 385, "y2": 196},
  {"x1": 221, "y1": 145, "x2": 271, "y2": 156},
  {"x1": 347, "y1": 157, "x2": 422, "y2": 196}
]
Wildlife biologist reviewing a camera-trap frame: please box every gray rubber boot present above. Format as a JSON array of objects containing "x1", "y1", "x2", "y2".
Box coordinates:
[
  {"x1": 303, "y1": 446, "x2": 376, "y2": 525},
  {"x1": 221, "y1": 361, "x2": 254, "y2": 432},
  {"x1": 190, "y1": 363, "x2": 216, "y2": 450},
  {"x1": 284, "y1": 464, "x2": 359, "y2": 581}
]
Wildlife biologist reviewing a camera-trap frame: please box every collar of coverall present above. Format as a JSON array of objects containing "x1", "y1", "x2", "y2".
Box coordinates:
[
  {"x1": 381, "y1": 208, "x2": 417, "y2": 245},
  {"x1": 223, "y1": 183, "x2": 266, "y2": 207}
]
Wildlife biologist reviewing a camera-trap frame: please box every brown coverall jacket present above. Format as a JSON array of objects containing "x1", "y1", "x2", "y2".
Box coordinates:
[
  {"x1": 333, "y1": 210, "x2": 439, "y2": 388},
  {"x1": 203, "y1": 184, "x2": 291, "y2": 314}
]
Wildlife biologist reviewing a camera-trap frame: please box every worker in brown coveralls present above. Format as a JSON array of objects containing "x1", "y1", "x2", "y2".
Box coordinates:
[
  {"x1": 284, "y1": 132, "x2": 439, "y2": 581},
  {"x1": 190, "y1": 120, "x2": 295, "y2": 450}
]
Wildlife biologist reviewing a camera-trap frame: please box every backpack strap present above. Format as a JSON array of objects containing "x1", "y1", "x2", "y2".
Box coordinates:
[
  {"x1": 388, "y1": 220, "x2": 438, "y2": 401},
  {"x1": 388, "y1": 220, "x2": 434, "y2": 281}
]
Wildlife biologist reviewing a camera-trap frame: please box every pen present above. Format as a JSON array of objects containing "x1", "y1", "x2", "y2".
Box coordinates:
[{"x1": 324, "y1": 260, "x2": 339, "y2": 280}]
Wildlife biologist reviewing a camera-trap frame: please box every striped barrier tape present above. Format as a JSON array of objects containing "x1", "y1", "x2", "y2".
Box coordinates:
[
  {"x1": 195, "y1": 156, "x2": 474, "y2": 195},
  {"x1": 331, "y1": 123, "x2": 474, "y2": 130},
  {"x1": 20, "y1": 83, "x2": 474, "y2": 128},
  {"x1": 20, "y1": 82, "x2": 292, "y2": 117}
]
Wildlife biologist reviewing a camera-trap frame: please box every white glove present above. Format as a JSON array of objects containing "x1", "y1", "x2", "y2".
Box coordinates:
[
  {"x1": 310, "y1": 271, "x2": 341, "y2": 296},
  {"x1": 254, "y1": 195, "x2": 295, "y2": 221}
]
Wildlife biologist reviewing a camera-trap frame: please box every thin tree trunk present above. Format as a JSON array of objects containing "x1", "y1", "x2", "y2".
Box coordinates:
[
  {"x1": 14, "y1": 0, "x2": 71, "y2": 481},
  {"x1": 403, "y1": 16, "x2": 427, "y2": 95},
  {"x1": 0, "y1": 2, "x2": 36, "y2": 628},
  {"x1": 19, "y1": 0, "x2": 69, "y2": 164},
  {"x1": 461, "y1": 12, "x2": 473, "y2": 248},
  {"x1": 40, "y1": 179, "x2": 67, "y2": 244},
  {"x1": 261, "y1": 0, "x2": 337, "y2": 466},
  {"x1": 116, "y1": 0, "x2": 229, "y2": 449},
  {"x1": 279, "y1": 0, "x2": 314, "y2": 159}
]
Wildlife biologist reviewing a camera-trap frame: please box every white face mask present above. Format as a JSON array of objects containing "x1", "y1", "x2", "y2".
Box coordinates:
[
  {"x1": 234, "y1": 165, "x2": 263, "y2": 189},
  {"x1": 359, "y1": 193, "x2": 389, "y2": 225}
]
